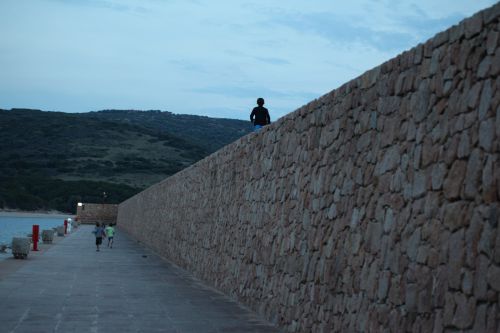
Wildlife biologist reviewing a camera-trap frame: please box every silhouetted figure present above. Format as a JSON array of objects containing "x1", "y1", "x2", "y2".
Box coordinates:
[
  {"x1": 250, "y1": 97, "x2": 270, "y2": 132},
  {"x1": 92, "y1": 222, "x2": 105, "y2": 252}
]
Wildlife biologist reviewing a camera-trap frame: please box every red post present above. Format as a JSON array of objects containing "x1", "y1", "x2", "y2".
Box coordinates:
[
  {"x1": 64, "y1": 219, "x2": 68, "y2": 235},
  {"x1": 32, "y1": 224, "x2": 39, "y2": 251}
]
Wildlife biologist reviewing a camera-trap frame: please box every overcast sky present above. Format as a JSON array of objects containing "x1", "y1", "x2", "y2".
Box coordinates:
[{"x1": 0, "y1": 0, "x2": 496, "y2": 120}]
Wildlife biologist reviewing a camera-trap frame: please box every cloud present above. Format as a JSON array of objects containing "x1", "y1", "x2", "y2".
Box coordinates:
[
  {"x1": 0, "y1": 0, "x2": 497, "y2": 121},
  {"x1": 45, "y1": 0, "x2": 130, "y2": 11},
  {"x1": 253, "y1": 56, "x2": 290, "y2": 65},
  {"x1": 169, "y1": 59, "x2": 209, "y2": 74},
  {"x1": 268, "y1": 12, "x2": 415, "y2": 52},
  {"x1": 258, "y1": 1, "x2": 483, "y2": 54},
  {"x1": 191, "y1": 85, "x2": 316, "y2": 101},
  {"x1": 191, "y1": 85, "x2": 289, "y2": 99}
]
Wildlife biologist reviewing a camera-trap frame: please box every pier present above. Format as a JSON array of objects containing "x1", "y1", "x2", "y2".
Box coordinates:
[{"x1": 0, "y1": 226, "x2": 279, "y2": 333}]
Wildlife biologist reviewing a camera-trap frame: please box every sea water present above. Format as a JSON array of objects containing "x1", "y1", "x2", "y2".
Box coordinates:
[{"x1": 0, "y1": 213, "x2": 69, "y2": 260}]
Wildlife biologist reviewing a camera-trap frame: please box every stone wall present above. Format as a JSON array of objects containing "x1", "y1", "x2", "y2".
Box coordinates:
[
  {"x1": 118, "y1": 4, "x2": 500, "y2": 332},
  {"x1": 76, "y1": 203, "x2": 118, "y2": 225}
]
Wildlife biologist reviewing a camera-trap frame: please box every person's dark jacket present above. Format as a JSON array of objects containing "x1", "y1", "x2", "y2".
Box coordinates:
[{"x1": 250, "y1": 106, "x2": 270, "y2": 126}]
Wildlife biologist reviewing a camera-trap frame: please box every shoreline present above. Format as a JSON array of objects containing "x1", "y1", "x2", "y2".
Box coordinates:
[{"x1": 0, "y1": 210, "x2": 73, "y2": 218}]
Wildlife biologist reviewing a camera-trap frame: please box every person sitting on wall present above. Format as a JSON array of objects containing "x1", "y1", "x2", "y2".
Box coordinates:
[{"x1": 250, "y1": 97, "x2": 271, "y2": 132}]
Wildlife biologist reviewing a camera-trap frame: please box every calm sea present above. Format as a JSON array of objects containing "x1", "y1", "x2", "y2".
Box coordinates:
[{"x1": 0, "y1": 213, "x2": 70, "y2": 260}]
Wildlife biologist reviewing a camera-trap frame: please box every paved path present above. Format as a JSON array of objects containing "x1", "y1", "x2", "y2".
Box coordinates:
[{"x1": 0, "y1": 226, "x2": 280, "y2": 333}]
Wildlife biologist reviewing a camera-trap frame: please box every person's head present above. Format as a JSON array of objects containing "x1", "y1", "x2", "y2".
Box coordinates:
[
  {"x1": 257, "y1": 97, "x2": 265, "y2": 106},
  {"x1": 95, "y1": 222, "x2": 100, "y2": 227}
]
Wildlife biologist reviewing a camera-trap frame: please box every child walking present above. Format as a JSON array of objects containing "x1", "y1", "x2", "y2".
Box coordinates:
[
  {"x1": 105, "y1": 224, "x2": 115, "y2": 248},
  {"x1": 92, "y1": 222, "x2": 106, "y2": 251}
]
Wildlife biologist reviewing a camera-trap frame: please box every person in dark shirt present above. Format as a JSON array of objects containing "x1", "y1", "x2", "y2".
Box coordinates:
[
  {"x1": 250, "y1": 97, "x2": 271, "y2": 131},
  {"x1": 92, "y1": 222, "x2": 106, "y2": 252}
]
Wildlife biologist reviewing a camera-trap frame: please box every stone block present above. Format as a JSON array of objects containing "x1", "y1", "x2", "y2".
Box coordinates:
[
  {"x1": 57, "y1": 226, "x2": 65, "y2": 236},
  {"x1": 461, "y1": 269, "x2": 474, "y2": 295},
  {"x1": 457, "y1": 131, "x2": 470, "y2": 158},
  {"x1": 431, "y1": 163, "x2": 446, "y2": 190},
  {"x1": 477, "y1": 56, "x2": 492, "y2": 78},
  {"x1": 377, "y1": 271, "x2": 391, "y2": 301},
  {"x1": 464, "y1": 148, "x2": 483, "y2": 199},
  {"x1": 452, "y1": 293, "x2": 476, "y2": 329},
  {"x1": 492, "y1": 50, "x2": 500, "y2": 76},
  {"x1": 479, "y1": 80, "x2": 492, "y2": 120},
  {"x1": 405, "y1": 283, "x2": 418, "y2": 313},
  {"x1": 416, "y1": 244, "x2": 429, "y2": 264},
  {"x1": 430, "y1": 48, "x2": 441, "y2": 75},
  {"x1": 443, "y1": 201, "x2": 469, "y2": 231},
  {"x1": 383, "y1": 208, "x2": 394, "y2": 233},
  {"x1": 479, "y1": 118, "x2": 495, "y2": 151},
  {"x1": 448, "y1": 229, "x2": 465, "y2": 290},
  {"x1": 365, "y1": 222, "x2": 382, "y2": 254},
  {"x1": 11, "y1": 237, "x2": 30, "y2": 259},
  {"x1": 410, "y1": 83, "x2": 431, "y2": 123},
  {"x1": 434, "y1": 30, "x2": 450, "y2": 47},
  {"x1": 443, "y1": 292, "x2": 456, "y2": 326},
  {"x1": 497, "y1": 106, "x2": 500, "y2": 140},
  {"x1": 487, "y1": 264, "x2": 500, "y2": 291},
  {"x1": 472, "y1": 303, "x2": 488, "y2": 332},
  {"x1": 486, "y1": 304, "x2": 498, "y2": 332},
  {"x1": 417, "y1": 286, "x2": 432, "y2": 314},
  {"x1": 375, "y1": 145, "x2": 401, "y2": 175},
  {"x1": 474, "y1": 254, "x2": 490, "y2": 300},
  {"x1": 483, "y1": 2, "x2": 500, "y2": 24},
  {"x1": 478, "y1": 221, "x2": 495, "y2": 258},
  {"x1": 406, "y1": 228, "x2": 421, "y2": 262},
  {"x1": 412, "y1": 170, "x2": 427, "y2": 199},
  {"x1": 486, "y1": 30, "x2": 499, "y2": 55},
  {"x1": 466, "y1": 82, "x2": 482, "y2": 109},
  {"x1": 482, "y1": 155, "x2": 497, "y2": 203},
  {"x1": 41, "y1": 229, "x2": 54, "y2": 244},
  {"x1": 449, "y1": 21, "x2": 465, "y2": 43},
  {"x1": 443, "y1": 160, "x2": 467, "y2": 199}
]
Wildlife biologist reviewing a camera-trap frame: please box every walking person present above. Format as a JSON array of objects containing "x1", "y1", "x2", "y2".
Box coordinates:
[
  {"x1": 105, "y1": 224, "x2": 115, "y2": 248},
  {"x1": 250, "y1": 97, "x2": 271, "y2": 132},
  {"x1": 92, "y1": 222, "x2": 105, "y2": 252}
]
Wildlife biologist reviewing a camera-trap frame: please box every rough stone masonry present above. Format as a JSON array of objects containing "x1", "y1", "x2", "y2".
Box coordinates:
[{"x1": 118, "y1": 3, "x2": 500, "y2": 332}]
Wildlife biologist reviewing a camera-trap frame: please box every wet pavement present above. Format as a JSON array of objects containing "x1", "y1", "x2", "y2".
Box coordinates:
[{"x1": 0, "y1": 225, "x2": 280, "y2": 333}]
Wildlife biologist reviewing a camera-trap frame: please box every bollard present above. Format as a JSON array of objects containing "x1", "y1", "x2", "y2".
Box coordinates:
[
  {"x1": 32, "y1": 225, "x2": 39, "y2": 251},
  {"x1": 41, "y1": 230, "x2": 54, "y2": 244},
  {"x1": 12, "y1": 237, "x2": 30, "y2": 259}
]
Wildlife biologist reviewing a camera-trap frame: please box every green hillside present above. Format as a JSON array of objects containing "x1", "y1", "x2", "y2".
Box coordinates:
[{"x1": 0, "y1": 109, "x2": 251, "y2": 213}]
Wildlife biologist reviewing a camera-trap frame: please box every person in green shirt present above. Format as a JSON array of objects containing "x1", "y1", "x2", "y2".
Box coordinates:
[{"x1": 105, "y1": 224, "x2": 115, "y2": 248}]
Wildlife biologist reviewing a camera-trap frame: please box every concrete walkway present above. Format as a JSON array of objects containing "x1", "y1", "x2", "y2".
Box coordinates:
[{"x1": 0, "y1": 226, "x2": 280, "y2": 333}]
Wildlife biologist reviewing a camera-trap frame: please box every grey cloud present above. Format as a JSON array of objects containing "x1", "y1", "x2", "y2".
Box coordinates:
[
  {"x1": 191, "y1": 85, "x2": 289, "y2": 99},
  {"x1": 223, "y1": 50, "x2": 290, "y2": 66},
  {"x1": 269, "y1": 9, "x2": 465, "y2": 52},
  {"x1": 191, "y1": 85, "x2": 317, "y2": 101},
  {"x1": 44, "y1": 0, "x2": 131, "y2": 12},
  {"x1": 253, "y1": 57, "x2": 290, "y2": 65}
]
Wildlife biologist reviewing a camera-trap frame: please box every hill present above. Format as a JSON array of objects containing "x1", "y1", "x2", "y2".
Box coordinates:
[{"x1": 0, "y1": 109, "x2": 251, "y2": 213}]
